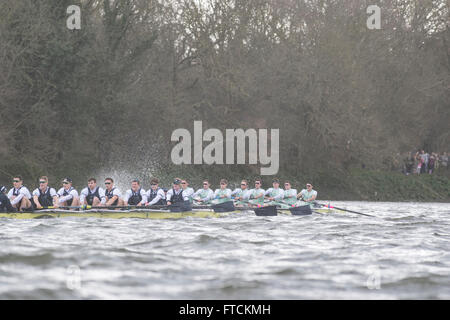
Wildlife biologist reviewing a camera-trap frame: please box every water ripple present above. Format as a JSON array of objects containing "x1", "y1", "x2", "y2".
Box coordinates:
[{"x1": 0, "y1": 201, "x2": 449, "y2": 299}]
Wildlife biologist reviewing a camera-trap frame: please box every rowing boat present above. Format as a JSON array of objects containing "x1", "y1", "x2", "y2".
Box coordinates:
[
  {"x1": 0, "y1": 208, "x2": 242, "y2": 220},
  {"x1": 0, "y1": 203, "x2": 348, "y2": 220}
]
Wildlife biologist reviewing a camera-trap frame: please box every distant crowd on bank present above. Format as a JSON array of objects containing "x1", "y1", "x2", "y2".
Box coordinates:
[{"x1": 402, "y1": 150, "x2": 448, "y2": 175}]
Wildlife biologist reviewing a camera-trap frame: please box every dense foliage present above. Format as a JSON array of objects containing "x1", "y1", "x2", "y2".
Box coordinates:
[{"x1": 0, "y1": 0, "x2": 448, "y2": 190}]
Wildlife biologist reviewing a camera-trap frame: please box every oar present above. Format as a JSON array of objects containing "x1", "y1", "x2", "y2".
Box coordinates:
[{"x1": 314, "y1": 202, "x2": 375, "y2": 217}]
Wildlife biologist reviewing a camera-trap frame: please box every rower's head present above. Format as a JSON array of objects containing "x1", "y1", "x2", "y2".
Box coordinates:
[
  {"x1": 219, "y1": 179, "x2": 228, "y2": 189},
  {"x1": 13, "y1": 175, "x2": 23, "y2": 188},
  {"x1": 202, "y1": 180, "x2": 210, "y2": 190},
  {"x1": 173, "y1": 178, "x2": 181, "y2": 191},
  {"x1": 240, "y1": 180, "x2": 248, "y2": 190},
  {"x1": 150, "y1": 178, "x2": 159, "y2": 190},
  {"x1": 181, "y1": 179, "x2": 188, "y2": 189},
  {"x1": 284, "y1": 181, "x2": 291, "y2": 190},
  {"x1": 62, "y1": 178, "x2": 72, "y2": 190},
  {"x1": 254, "y1": 179, "x2": 262, "y2": 188},
  {"x1": 87, "y1": 178, "x2": 97, "y2": 190},
  {"x1": 131, "y1": 179, "x2": 140, "y2": 192},
  {"x1": 0, "y1": 186, "x2": 7, "y2": 194},
  {"x1": 104, "y1": 178, "x2": 114, "y2": 191},
  {"x1": 39, "y1": 176, "x2": 49, "y2": 190},
  {"x1": 306, "y1": 183, "x2": 313, "y2": 191},
  {"x1": 272, "y1": 178, "x2": 280, "y2": 189}
]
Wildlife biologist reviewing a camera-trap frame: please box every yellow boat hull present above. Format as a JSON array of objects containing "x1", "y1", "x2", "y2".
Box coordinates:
[{"x1": 0, "y1": 209, "x2": 241, "y2": 220}]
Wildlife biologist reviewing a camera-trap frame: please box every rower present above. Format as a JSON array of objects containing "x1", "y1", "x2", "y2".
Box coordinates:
[
  {"x1": 32, "y1": 176, "x2": 58, "y2": 209},
  {"x1": 193, "y1": 179, "x2": 214, "y2": 204},
  {"x1": 180, "y1": 179, "x2": 195, "y2": 203},
  {"x1": 104, "y1": 178, "x2": 123, "y2": 206},
  {"x1": 8, "y1": 175, "x2": 33, "y2": 211},
  {"x1": 0, "y1": 186, "x2": 15, "y2": 212},
  {"x1": 281, "y1": 181, "x2": 298, "y2": 206},
  {"x1": 231, "y1": 179, "x2": 251, "y2": 205},
  {"x1": 213, "y1": 179, "x2": 232, "y2": 204},
  {"x1": 297, "y1": 183, "x2": 317, "y2": 207},
  {"x1": 57, "y1": 178, "x2": 80, "y2": 207},
  {"x1": 264, "y1": 178, "x2": 284, "y2": 204},
  {"x1": 166, "y1": 179, "x2": 189, "y2": 205},
  {"x1": 145, "y1": 178, "x2": 166, "y2": 206},
  {"x1": 124, "y1": 179, "x2": 146, "y2": 206},
  {"x1": 80, "y1": 178, "x2": 106, "y2": 206},
  {"x1": 248, "y1": 179, "x2": 265, "y2": 206}
]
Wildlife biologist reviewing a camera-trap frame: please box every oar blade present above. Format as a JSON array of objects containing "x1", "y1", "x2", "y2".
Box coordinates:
[
  {"x1": 211, "y1": 201, "x2": 235, "y2": 213},
  {"x1": 254, "y1": 205, "x2": 278, "y2": 216},
  {"x1": 169, "y1": 201, "x2": 192, "y2": 212},
  {"x1": 289, "y1": 205, "x2": 312, "y2": 216}
]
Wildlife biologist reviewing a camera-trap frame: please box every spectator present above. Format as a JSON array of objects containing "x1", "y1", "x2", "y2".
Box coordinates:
[
  {"x1": 403, "y1": 152, "x2": 414, "y2": 175},
  {"x1": 433, "y1": 152, "x2": 439, "y2": 170},
  {"x1": 415, "y1": 152, "x2": 422, "y2": 174},
  {"x1": 428, "y1": 153, "x2": 436, "y2": 174},
  {"x1": 440, "y1": 152, "x2": 448, "y2": 170},
  {"x1": 419, "y1": 150, "x2": 429, "y2": 174}
]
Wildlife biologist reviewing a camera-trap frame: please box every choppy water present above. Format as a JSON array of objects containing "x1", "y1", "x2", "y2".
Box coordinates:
[{"x1": 0, "y1": 202, "x2": 449, "y2": 299}]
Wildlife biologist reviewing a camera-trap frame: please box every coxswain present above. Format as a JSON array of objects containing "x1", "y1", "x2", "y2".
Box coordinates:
[
  {"x1": 145, "y1": 178, "x2": 166, "y2": 206},
  {"x1": 166, "y1": 179, "x2": 189, "y2": 205},
  {"x1": 297, "y1": 183, "x2": 317, "y2": 207},
  {"x1": 124, "y1": 179, "x2": 147, "y2": 206},
  {"x1": 231, "y1": 179, "x2": 251, "y2": 206},
  {"x1": 56, "y1": 178, "x2": 79, "y2": 207},
  {"x1": 264, "y1": 178, "x2": 284, "y2": 205},
  {"x1": 104, "y1": 178, "x2": 123, "y2": 206},
  {"x1": 80, "y1": 178, "x2": 106, "y2": 206},
  {"x1": 180, "y1": 179, "x2": 195, "y2": 203},
  {"x1": 213, "y1": 179, "x2": 232, "y2": 204},
  {"x1": 193, "y1": 180, "x2": 214, "y2": 204},
  {"x1": 281, "y1": 181, "x2": 297, "y2": 206},
  {"x1": 32, "y1": 176, "x2": 58, "y2": 209},
  {"x1": 7, "y1": 175, "x2": 33, "y2": 211},
  {"x1": 248, "y1": 179, "x2": 265, "y2": 206},
  {"x1": 0, "y1": 186, "x2": 15, "y2": 212}
]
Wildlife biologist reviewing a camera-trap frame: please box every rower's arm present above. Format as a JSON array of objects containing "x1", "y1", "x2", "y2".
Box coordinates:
[
  {"x1": 99, "y1": 188, "x2": 107, "y2": 204},
  {"x1": 147, "y1": 192, "x2": 162, "y2": 206},
  {"x1": 79, "y1": 188, "x2": 88, "y2": 204},
  {"x1": 58, "y1": 193, "x2": 73, "y2": 203},
  {"x1": 274, "y1": 190, "x2": 284, "y2": 201},
  {"x1": 106, "y1": 195, "x2": 118, "y2": 206},
  {"x1": 33, "y1": 195, "x2": 41, "y2": 207},
  {"x1": 254, "y1": 191, "x2": 264, "y2": 199},
  {"x1": 10, "y1": 192, "x2": 24, "y2": 206}
]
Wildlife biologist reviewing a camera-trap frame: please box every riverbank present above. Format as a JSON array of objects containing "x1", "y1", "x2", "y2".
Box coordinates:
[{"x1": 309, "y1": 169, "x2": 450, "y2": 202}]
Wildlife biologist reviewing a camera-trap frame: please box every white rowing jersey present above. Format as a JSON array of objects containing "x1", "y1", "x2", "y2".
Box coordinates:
[
  {"x1": 57, "y1": 187, "x2": 79, "y2": 204},
  {"x1": 32, "y1": 187, "x2": 57, "y2": 198},
  {"x1": 124, "y1": 188, "x2": 147, "y2": 204},
  {"x1": 105, "y1": 187, "x2": 122, "y2": 200},
  {"x1": 166, "y1": 188, "x2": 189, "y2": 202},
  {"x1": 80, "y1": 186, "x2": 106, "y2": 204},
  {"x1": 146, "y1": 188, "x2": 165, "y2": 205},
  {"x1": 8, "y1": 186, "x2": 32, "y2": 206},
  {"x1": 264, "y1": 188, "x2": 284, "y2": 201}
]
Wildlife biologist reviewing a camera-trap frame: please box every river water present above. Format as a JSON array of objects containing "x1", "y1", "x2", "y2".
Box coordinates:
[{"x1": 0, "y1": 201, "x2": 449, "y2": 299}]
